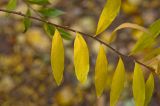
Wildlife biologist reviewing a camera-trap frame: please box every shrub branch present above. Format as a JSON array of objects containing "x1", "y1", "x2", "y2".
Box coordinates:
[{"x1": 0, "y1": 8, "x2": 155, "y2": 73}]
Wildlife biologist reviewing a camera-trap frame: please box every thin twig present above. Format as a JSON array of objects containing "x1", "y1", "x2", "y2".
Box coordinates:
[
  {"x1": 0, "y1": 9, "x2": 155, "y2": 73},
  {"x1": 23, "y1": 0, "x2": 43, "y2": 18}
]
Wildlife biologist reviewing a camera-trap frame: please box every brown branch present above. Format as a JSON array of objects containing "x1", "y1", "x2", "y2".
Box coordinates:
[{"x1": 0, "y1": 8, "x2": 155, "y2": 73}]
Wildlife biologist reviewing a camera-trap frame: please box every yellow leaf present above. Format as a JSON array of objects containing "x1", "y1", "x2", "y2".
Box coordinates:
[
  {"x1": 131, "y1": 19, "x2": 160, "y2": 54},
  {"x1": 74, "y1": 33, "x2": 89, "y2": 83},
  {"x1": 51, "y1": 29, "x2": 64, "y2": 85},
  {"x1": 96, "y1": 0, "x2": 121, "y2": 35},
  {"x1": 133, "y1": 63, "x2": 145, "y2": 106},
  {"x1": 109, "y1": 23, "x2": 150, "y2": 43},
  {"x1": 145, "y1": 73, "x2": 154, "y2": 106},
  {"x1": 110, "y1": 58, "x2": 125, "y2": 106},
  {"x1": 95, "y1": 45, "x2": 108, "y2": 97}
]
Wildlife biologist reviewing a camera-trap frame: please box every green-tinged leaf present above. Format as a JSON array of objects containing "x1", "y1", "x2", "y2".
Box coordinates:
[
  {"x1": 110, "y1": 58, "x2": 125, "y2": 106},
  {"x1": 131, "y1": 19, "x2": 160, "y2": 54},
  {"x1": 27, "y1": 0, "x2": 49, "y2": 5},
  {"x1": 133, "y1": 63, "x2": 145, "y2": 106},
  {"x1": 39, "y1": 8, "x2": 64, "y2": 17},
  {"x1": 43, "y1": 23, "x2": 55, "y2": 37},
  {"x1": 144, "y1": 48, "x2": 160, "y2": 61},
  {"x1": 51, "y1": 29, "x2": 64, "y2": 85},
  {"x1": 145, "y1": 73, "x2": 154, "y2": 106},
  {"x1": 43, "y1": 23, "x2": 71, "y2": 40},
  {"x1": 109, "y1": 23, "x2": 150, "y2": 43},
  {"x1": 23, "y1": 9, "x2": 31, "y2": 33},
  {"x1": 74, "y1": 33, "x2": 89, "y2": 83},
  {"x1": 6, "y1": 0, "x2": 17, "y2": 11},
  {"x1": 96, "y1": 0, "x2": 121, "y2": 35},
  {"x1": 95, "y1": 45, "x2": 108, "y2": 97},
  {"x1": 58, "y1": 29, "x2": 72, "y2": 40}
]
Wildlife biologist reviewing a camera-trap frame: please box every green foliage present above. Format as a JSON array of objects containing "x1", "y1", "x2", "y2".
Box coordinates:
[
  {"x1": 23, "y1": 9, "x2": 32, "y2": 33},
  {"x1": 43, "y1": 23, "x2": 54, "y2": 37},
  {"x1": 58, "y1": 29, "x2": 72, "y2": 40},
  {"x1": 6, "y1": 0, "x2": 17, "y2": 11},
  {"x1": 39, "y1": 8, "x2": 64, "y2": 18},
  {"x1": 43, "y1": 23, "x2": 72, "y2": 40},
  {"x1": 27, "y1": 0, "x2": 49, "y2": 5},
  {"x1": 131, "y1": 19, "x2": 160, "y2": 54}
]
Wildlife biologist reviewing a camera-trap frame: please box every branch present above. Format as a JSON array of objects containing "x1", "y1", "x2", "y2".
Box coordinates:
[{"x1": 0, "y1": 8, "x2": 155, "y2": 73}]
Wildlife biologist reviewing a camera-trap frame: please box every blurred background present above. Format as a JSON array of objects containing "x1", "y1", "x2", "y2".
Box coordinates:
[{"x1": 0, "y1": 0, "x2": 160, "y2": 106}]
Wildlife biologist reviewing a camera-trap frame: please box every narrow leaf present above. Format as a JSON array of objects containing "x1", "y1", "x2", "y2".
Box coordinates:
[
  {"x1": 43, "y1": 23, "x2": 55, "y2": 37},
  {"x1": 96, "y1": 0, "x2": 121, "y2": 35},
  {"x1": 95, "y1": 45, "x2": 108, "y2": 97},
  {"x1": 39, "y1": 8, "x2": 64, "y2": 17},
  {"x1": 109, "y1": 23, "x2": 150, "y2": 43},
  {"x1": 145, "y1": 73, "x2": 154, "y2": 106},
  {"x1": 133, "y1": 63, "x2": 145, "y2": 106},
  {"x1": 6, "y1": 0, "x2": 17, "y2": 11},
  {"x1": 58, "y1": 29, "x2": 72, "y2": 40},
  {"x1": 131, "y1": 19, "x2": 160, "y2": 54},
  {"x1": 74, "y1": 33, "x2": 89, "y2": 83},
  {"x1": 110, "y1": 58, "x2": 125, "y2": 106},
  {"x1": 23, "y1": 9, "x2": 31, "y2": 33},
  {"x1": 51, "y1": 29, "x2": 64, "y2": 85},
  {"x1": 27, "y1": 0, "x2": 49, "y2": 5},
  {"x1": 43, "y1": 23, "x2": 72, "y2": 40}
]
